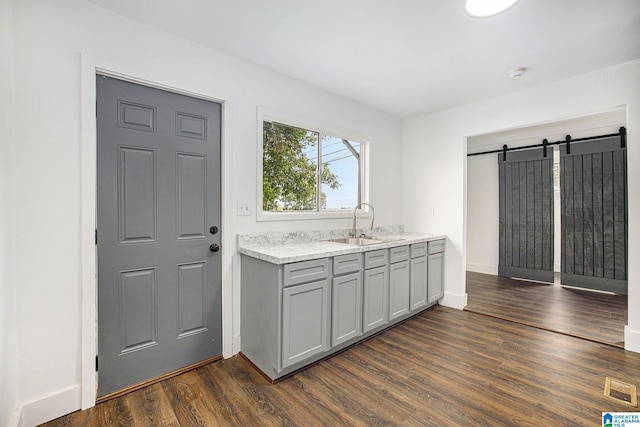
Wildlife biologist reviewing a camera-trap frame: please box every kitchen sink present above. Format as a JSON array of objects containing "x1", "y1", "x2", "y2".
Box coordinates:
[{"x1": 328, "y1": 237, "x2": 384, "y2": 246}]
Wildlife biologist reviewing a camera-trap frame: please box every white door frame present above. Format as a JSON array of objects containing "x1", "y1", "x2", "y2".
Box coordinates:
[{"x1": 80, "y1": 54, "x2": 234, "y2": 409}]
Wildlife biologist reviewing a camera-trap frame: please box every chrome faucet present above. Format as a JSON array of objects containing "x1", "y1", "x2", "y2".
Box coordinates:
[{"x1": 350, "y1": 202, "x2": 375, "y2": 238}]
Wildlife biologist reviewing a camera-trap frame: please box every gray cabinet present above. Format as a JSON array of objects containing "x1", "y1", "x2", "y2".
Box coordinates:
[
  {"x1": 427, "y1": 240, "x2": 445, "y2": 304},
  {"x1": 282, "y1": 279, "x2": 330, "y2": 368},
  {"x1": 334, "y1": 252, "x2": 362, "y2": 276},
  {"x1": 410, "y1": 243, "x2": 428, "y2": 311},
  {"x1": 281, "y1": 259, "x2": 331, "y2": 369},
  {"x1": 284, "y1": 258, "x2": 330, "y2": 286},
  {"x1": 240, "y1": 237, "x2": 445, "y2": 381},
  {"x1": 363, "y1": 250, "x2": 389, "y2": 332},
  {"x1": 240, "y1": 256, "x2": 330, "y2": 378},
  {"x1": 331, "y1": 254, "x2": 362, "y2": 346},
  {"x1": 389, "y1": 245, "x2": 410, "y2": 264},
  {"x1": 389, "y1": 246, "x2": 410, "y2": 320}
]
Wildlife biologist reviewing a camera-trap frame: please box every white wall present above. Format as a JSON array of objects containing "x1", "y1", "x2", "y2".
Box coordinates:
[
  {"x1": 10, "y1": 0, "x2": 403, "y2": 424},
  {"x1": 403, "y1": 60, "x2": 640, "y2": 351},
  {"x1": 10, "y1": 0, "x2": 639, "y2": 423},
  {"x1": 0, "y1": 0, "x2": 19, "y2": 425},
  {"x1": 466, "y1": 110, "x2": 627, "y2": 274},
  {"x1": 466, "y1": 153, "x2": 499, "y2": 274}
]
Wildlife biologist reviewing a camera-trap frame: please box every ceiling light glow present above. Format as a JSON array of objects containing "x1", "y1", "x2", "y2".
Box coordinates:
[{"x1": 465, "y1": 0, "x2": 520, "y2": 18}]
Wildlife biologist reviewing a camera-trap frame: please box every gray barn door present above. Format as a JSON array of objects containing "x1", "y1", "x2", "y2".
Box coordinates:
[
  {"x1": 498, "y1": 148, "x2": 554, "y2": 283},
  {"x1": 97, "y1": 75, "x2": 222, "y2": 396},
  {"x1": 560, "y1": 137, "x2": 627, "y2": 294}
]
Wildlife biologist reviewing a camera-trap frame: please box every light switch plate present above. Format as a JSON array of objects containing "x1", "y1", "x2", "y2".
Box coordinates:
[{"x1": 237, "y1": 201, "x2": 251, "y2": 216}]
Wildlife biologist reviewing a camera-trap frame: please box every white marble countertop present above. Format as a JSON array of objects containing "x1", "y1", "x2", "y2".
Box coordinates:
[{"x1": 238, "y1": 231, "x2": 446, "y2": 265}]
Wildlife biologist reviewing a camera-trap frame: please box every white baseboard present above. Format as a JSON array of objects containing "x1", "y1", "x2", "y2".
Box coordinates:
[
  {"x1": 19, "y1": 386, "x2": 80, "y2": 427},
  {"x1": 8, "y1": 405, "x2": 21, "y2": 427},
  {"x1": 625, "y1": 326, "x2": 640, "y2": 354},
  {"x1": 439, "y1": 292, "x2": 468, "y2": 310},
  {"x1": 465, "y1": 263, "x2": 497, "y2": 275}
]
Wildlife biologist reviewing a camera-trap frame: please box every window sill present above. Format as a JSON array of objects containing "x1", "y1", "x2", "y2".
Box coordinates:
[{"x1": 257, "y1": 210, "x2": 371, "y2": 222}]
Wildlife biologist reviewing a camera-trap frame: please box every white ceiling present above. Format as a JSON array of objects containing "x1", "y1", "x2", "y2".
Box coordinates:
[
  {"x1": 86, "y1": 0, "x2": 640, "y2": 118},
  {"x1": 467, "y1": 109, "x2": 627, "y2": 154}
]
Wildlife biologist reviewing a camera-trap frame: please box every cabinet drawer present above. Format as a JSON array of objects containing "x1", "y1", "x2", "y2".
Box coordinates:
[
  {"x1": 333, "y1": 253, "x2": 363, "y2": 276},
  {"x1": 364, "y1": 249, "x2": 389, "y2": 269},
  {"x1": 410, "y1": 242, "x2": 427, "y2": 258},
  {"x1": 284, "y1": 259, "x2": 330, "y2": 287},
  {"x1": 428, "y1": 239, "x2": 446, "y2": 254},
  {"x1": 389, "y1": 246, "x2": 409, "y2": 263}
]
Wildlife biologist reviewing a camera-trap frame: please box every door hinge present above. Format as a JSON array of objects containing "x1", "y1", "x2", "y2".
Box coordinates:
[
  {"x1": 95, "y1": 355, "x2": 98, "y2": 372},
  {"x1": 95, "y1": 229, "x2": 98, "y2": 245}
]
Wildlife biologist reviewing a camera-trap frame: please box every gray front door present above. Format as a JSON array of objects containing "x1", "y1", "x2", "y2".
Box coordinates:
[{"x1": 96, "y1": 75, "x2": 222, "y2": 396}]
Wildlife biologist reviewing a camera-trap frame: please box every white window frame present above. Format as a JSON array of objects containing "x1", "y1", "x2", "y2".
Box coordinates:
[{"x1": 257, "y1": 108, "x2": 371, "y2": 222}]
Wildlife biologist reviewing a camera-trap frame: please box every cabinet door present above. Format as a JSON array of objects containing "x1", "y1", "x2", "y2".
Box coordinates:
[
  {"x1": 332, "y1": 272, "x2": 362, "y2": 346},
  {"x1": 389, "y1": 260, "x2": 410, "y2": 320},
  {"x1": 410, "y1": 256, "x2": 427, "y2": 311},
  {"x1": 281, "y1": 279, "x2": 329, "y2": 369},
  {"x1": 363, "y1": 266, "x2": 389, "y2": 332},
  {"x1": 428, "y1": 252, "x2": 444, "y2": 304}
]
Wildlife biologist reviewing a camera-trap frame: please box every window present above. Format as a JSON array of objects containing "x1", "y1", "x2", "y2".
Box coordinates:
[{"x1": 259, "y1": 117, "x2": 367, "y2": 219}]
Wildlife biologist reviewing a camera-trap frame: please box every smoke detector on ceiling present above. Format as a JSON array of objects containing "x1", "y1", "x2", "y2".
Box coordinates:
[{"x1": 508, "y1": 67, "x2": 526, "y2": 79}]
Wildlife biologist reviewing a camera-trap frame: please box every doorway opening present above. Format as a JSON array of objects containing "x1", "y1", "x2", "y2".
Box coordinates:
[
  {"x1": 96, "y1": 75, "x2": 223, "y2": 398},
  {"x1": 80, "y1": 56, "x2": 233, "y2": 410},
  {"x1": 465, "y1": 109, "x2": 628, "y2": 346}
]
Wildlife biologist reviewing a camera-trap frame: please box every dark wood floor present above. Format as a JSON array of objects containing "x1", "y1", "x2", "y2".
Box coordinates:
[
  {"x1": 43, "y1": 306, "x2": 640, "y2": 426},
  {"x1": 465, "y1": 271, "x2": 628, "y2": 347}
]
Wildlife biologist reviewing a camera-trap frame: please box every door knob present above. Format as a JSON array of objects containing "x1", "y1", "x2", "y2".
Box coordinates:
[{"x1": 209, "y1": 243, "x2": 220, "y2": 253}]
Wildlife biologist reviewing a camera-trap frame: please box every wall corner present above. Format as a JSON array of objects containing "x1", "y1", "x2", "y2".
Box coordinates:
[
  {"x1": 439, "y1": 292, "x2": 468, "y2": 310},
  {"x1": 624, "y1": 326, "x2": 640, "y2": 354}
]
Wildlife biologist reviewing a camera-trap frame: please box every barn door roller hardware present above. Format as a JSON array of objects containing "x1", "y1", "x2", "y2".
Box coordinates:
[{"x1": 469, "y1": 127, "x2": 626, "y2": 160}]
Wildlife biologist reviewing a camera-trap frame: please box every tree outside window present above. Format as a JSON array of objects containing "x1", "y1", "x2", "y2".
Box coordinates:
[{"x1": 262, "y1": 121, "x2": 361, "y2": 212}]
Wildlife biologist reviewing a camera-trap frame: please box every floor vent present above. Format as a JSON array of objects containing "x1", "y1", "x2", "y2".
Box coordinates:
[{"x1": 604, "y1": 377, "x2": 638, "y2": 407}]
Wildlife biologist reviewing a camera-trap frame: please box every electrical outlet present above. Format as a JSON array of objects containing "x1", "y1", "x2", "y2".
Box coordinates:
[{"x1": 237, "y1": 201, "x2": 251, "y2": 216}]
